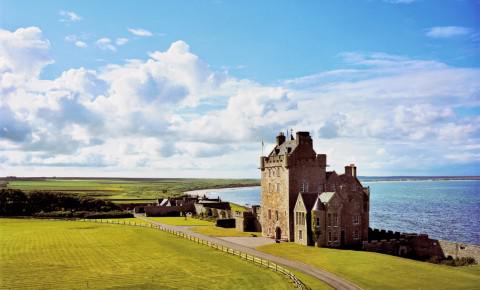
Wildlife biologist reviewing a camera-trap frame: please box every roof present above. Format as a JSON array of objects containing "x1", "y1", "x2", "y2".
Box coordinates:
[
  {"x1": 299, "y1": 193, "x2": 318, "y2": 210},
  {"x1": 319, "y1": 191, "x2": 336, "y2": 203},
  {"x1": 269, "y1": 139, "x2": 298, "y2": 157},
  {"x1": 312, "y1": 197, "x2": 325, "y2": 211}
]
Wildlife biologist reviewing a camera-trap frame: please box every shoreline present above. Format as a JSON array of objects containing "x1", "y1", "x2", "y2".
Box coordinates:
[{"x1": 185, "y1": 185, "x2": 260, "y2": 197}]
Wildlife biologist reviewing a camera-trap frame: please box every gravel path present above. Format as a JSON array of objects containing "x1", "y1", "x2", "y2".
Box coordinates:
[{"x1": 135, "y1": 215, "x2": 362, "y2": 290}]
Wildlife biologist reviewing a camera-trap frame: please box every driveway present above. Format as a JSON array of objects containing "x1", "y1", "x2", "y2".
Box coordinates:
[{"x1": 135, "y1": 215, "x2": 362, "y2": 290}]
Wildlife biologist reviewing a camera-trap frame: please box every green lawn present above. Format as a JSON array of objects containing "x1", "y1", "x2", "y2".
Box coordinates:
[
  {"x1": 5, "y1": 178, "x2": 259, "y2": 203},
  {"x1": 146, "y1": 216, "x2": 214, "y2": 226},
  {"x1": 257, "y1": 243, "x2": 480, "y2": 290},
  {"x1": 0, "y1": 218, "x2": 293, "y2": 290},
  {"x1": 89, "y1": 218, "x2": 152, "y2": 226},
  {"x1": 191, "y1": 225, "x2": 260, "y2": 237}
]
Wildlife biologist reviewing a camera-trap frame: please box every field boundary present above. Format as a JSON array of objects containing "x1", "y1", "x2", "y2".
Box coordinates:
[{"x1": 77, "y1": 218, "x2": 310, "y2": 290}]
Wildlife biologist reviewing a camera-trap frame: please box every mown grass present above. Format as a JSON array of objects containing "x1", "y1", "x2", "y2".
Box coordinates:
[
  {"x1": 145, "y1": 216, "x2": 214, "y2": 226},
  {"x1": 257, "y1": 243, "x2": 480, "y2": 290},
  {"x1": 0, "y1": 218, "x2": 293, "y2": 290},
  {"x1": 89, "y1": 218, "x2": 152, "y2": 226},
  {"x1": 6, "y1": 178, "x2": 259, "y2": 203},
  {"x1": 191, "y1": 225, "x2": 260, "y2": 237},
  {"x1": 230, "y1": 202, "x2": 248, "y2": 213}
]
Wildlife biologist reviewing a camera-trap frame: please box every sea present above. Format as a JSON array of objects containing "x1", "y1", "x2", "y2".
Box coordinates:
[{"x1": 195, "y1": 178, "x2": 480, "y2": 245}]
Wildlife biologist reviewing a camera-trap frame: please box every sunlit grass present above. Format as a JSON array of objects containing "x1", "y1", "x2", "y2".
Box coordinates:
[
  {"x1": 258, "y1": 242, "x2": 480, "y2": 290},
  {"x1": 0, "y1": 218, "x2": 293, "y2": 290}
]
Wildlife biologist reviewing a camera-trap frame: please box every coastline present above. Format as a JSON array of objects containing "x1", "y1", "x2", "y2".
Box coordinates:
[{"x1": 185, "y1": 185, "x2": 260, "y2": 197}]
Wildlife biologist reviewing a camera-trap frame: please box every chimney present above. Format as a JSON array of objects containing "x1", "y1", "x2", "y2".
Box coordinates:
[
  {"x1": 276, "y1": 132, "x2": 286, "y2": 145},
  {"x1": 295, "y1": 131, "x2": 312, "y2": 146},
  {"x1": 345, "y1": 164, "x2": 357, "y2": 177}
]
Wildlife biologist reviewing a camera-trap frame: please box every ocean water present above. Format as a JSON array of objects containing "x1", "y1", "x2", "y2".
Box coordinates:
[{"x1": 203, "y1": 180, "x2": 480, "y2": 245}]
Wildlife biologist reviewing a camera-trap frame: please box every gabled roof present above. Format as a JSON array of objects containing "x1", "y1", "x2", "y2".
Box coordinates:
[
  {"x1": 298, "y1": 193, "x2": 319, "y2": 210},
  {"x1": 319, "y1": 191, "x2": 336, "y2": 203},
  {"x1": 312, "y1": 196, "x2": 325, "y2": 211},
  {"x1": 269, "y1": 140, "x2": 298, "y2": 157}
]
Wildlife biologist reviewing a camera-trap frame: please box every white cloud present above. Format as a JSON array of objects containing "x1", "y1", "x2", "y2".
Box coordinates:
[
  {"x1": 426, "y1": 26, "x2": 472, "y2": 38},
  {"x1": 59, "y1": 10, "x2": 82, "y2": 22},
  {"x1": 96, "y1": 38, "x2": 116, "y2": 52},
  {"x1": 65, "y1": 35, "x2": 88, "y2": 48},
  {"x1": 74, "y1": 41, "x2": 87, "y2": 48},
  {"x1": 1, "y1": 27, "x2": 479, "y2": 177},
  {"x1": 116, "y1": 38, "x2": 128, "y2": 46},
  {"x1": 0, "y1": 27, "x2": 52, "y2": 78},
  {"x1": 128, "y1": 28, "x2": 153, "y2": 37}
]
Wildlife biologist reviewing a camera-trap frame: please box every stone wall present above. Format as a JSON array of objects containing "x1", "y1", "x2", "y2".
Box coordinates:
[
  {"x1": 363, "y1": 227, "x2": 480, "y2": 261},
  {"x1": 438, "y1": 240, "x2": 480, "y2": 261}
]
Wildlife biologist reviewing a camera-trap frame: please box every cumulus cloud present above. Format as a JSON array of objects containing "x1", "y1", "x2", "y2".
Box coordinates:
[
  {"x1": 0, "y1": 27, "x2": 52, "y2": 78},
  {"x1": 128, "y1": 28, "x2": 153, "y2": 37},
  {"x1": 1, "y1": 26, "x2": 479, "y2": 176},
  {"x1": 59, "y1": 10, "x2": 82, "y2": 22},
  {"x1": 96, "y1": 38, "x2": 116, "y2": 51},
  {"x1": 426, "y1": 26, "x2": 472, "y2": 38}
]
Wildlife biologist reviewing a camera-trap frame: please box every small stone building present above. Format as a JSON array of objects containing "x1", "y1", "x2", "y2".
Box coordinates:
[{"x1": 260, "y1": 131, "x2": 369, "y2": 247}]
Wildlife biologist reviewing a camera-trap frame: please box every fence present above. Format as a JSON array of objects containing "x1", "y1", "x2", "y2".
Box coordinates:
[{"x1": 78, "y1": 218, "x2": 310, "y2": 290}]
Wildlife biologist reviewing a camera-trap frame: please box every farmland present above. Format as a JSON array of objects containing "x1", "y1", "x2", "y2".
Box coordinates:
[
  {"x1": 2, "y1": 178, "x2": 258, "y2": 203},
  {"x1": 0, "y1": 218, "x2": 292, "y2": 290}
]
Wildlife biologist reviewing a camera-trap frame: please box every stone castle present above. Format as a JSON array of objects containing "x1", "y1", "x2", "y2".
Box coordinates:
[{"x1": 260, "y1": 131, "x2": 370, "y2": 247}]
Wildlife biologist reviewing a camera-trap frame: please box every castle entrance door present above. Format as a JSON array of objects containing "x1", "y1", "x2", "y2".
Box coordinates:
[{"x1": 275, "y1": 227, "x2": 281, "y2": 240}]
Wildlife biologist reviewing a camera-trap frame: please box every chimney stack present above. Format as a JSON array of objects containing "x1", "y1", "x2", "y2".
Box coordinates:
[
  {"x1": 345, "y1": 164, "x2": 357, "y2": 177},
  {"x1": 276, "y1": 132, "x2": 286, "y2": 145}
]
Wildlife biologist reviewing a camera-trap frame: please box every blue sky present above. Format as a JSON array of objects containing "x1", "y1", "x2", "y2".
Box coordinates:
[{"x1": 0, "y1": 0, "x2": 479, "y2": 177}]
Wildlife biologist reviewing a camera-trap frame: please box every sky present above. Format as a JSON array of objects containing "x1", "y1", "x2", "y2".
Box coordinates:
[{"x1": 0, "y1": 0, "x2": 479, "y2": 178}]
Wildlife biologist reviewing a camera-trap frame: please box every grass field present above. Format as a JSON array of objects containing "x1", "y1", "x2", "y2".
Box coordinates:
[
  {"x1": 143, "y1": 217, "x2": 261, "y2": 237},
  {"x1": 5, "y1": 178, "x2": 259, "y2": 203},
  {"x1": 191, "y1": 226, "x2": 261, "y2": 237},
  {"x1": 257, "y1": 243, "x2": 480, "y2": 290},
  {"x1": 145, "y1": 216, "x2": 214, "y2": 226},
  {"x1": 0, "y1": 218, "x2": 293, "y2": 290}
]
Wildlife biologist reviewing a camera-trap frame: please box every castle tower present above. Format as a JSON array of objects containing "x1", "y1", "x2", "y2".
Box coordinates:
[{"x1": 260, "y1": 131, "x2": 327, "y2": 241}]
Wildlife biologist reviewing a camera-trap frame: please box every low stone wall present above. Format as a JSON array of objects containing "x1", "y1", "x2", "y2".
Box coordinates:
[
  {"x1": 439, "y1": 240, "x2": 480, "y2": 261},
  {"x1": 364, "y1": 228, "x2": 479, "y2": 261}
]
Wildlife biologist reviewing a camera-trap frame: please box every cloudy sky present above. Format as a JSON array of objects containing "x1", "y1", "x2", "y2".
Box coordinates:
[{"x1": 0, "y1": 0, "x2": 479, "y2": 178}]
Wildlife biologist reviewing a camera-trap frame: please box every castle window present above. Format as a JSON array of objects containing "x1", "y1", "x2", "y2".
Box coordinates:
[
  {"x1": 299, "y1": 230, "x2": 303, "y2": 240},
  {"x1": 316, "y1": 217, "x2": 320, "y2": 226},
  {"x1": 328, "y1": 231, "x2": 332, "y2": 242},
  {"x1": 277, "y1": 168, "x2": 280, "y2": 177},
  {"x1": 353, "y1": 215, "x2": 360, "y2": 224},
  {"x1": 275, "y1": 210, "x2": 279, "y2": 221},
  {"x1": 354, "y1": 230, "x2": 359, "y2": 240},
  {"x1": 276, "y1": 183, "x2": 280, "y2": 192},
  {"x1": 327, "y1": 214, "x2": 331, "y2": 226},
  {"x1": 333, "y1": 213, "x2": 338, "y2": 226},
  {"x1": 268, "y1": 209, "x2": 271, "y2": 220}
]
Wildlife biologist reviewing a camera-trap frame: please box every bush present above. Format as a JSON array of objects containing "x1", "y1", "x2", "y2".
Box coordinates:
[
  {"x1": 33, "y1": 210, "x2": 133, "y2": 219},
  {"x1": 0, "y1": 189, "x2": 122, "y2": 216},
  {"x1": 428, "y1": 256, "x2": 477, "y2": 267},
  {"x1": 216, "y1": 218, "x2": 236, "y2": 228}
]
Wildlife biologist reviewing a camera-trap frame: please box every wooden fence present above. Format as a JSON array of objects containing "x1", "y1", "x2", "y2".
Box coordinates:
[{"x1": 78, "y1": 218, "x2": 310, "y2": 290}]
